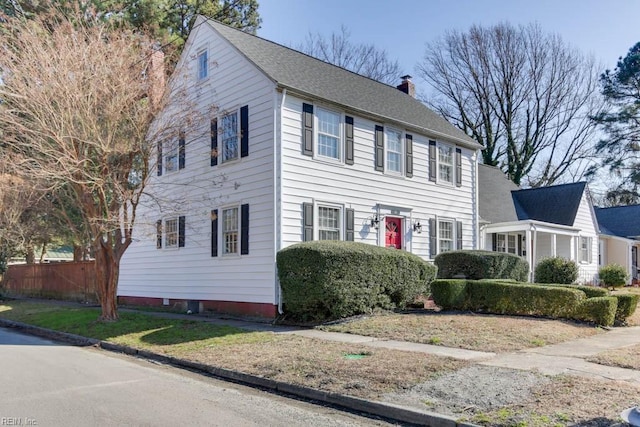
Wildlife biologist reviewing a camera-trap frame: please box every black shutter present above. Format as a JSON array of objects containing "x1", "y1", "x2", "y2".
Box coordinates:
[
  {"x1": 345, "y1": 208, "x2": 355, "y2": 241},
  {"x1": 456, "y1": 221, "x2": 462, "y2": 250},
  {"x1": 517, "y1": 234, "x2": 523, "y2": 256},
  {"x1": 345, "y1": 116, "x2": 354, "y2": 165},
  {"x1": 178, "y1": 133, "x2": 186, "y2": 170},
  {"x1": 302, "y1": 202, "x2": 313, "y2": 241},
  {"x1": 157, "y1": 142, "x2": 163, "y2": 176},
  {"x1": 302, "y1": 103, "x2": 313, "y2": 156},
  {"x1": 374, "y1": 125, "x2": 384, "y2": 172},
  {"x1": 429, "y1": 140, "x2": 437, "y2": 182},
  {"x1": 240, "y1": 105, "x2": 249, "y2": 158},
  {"x1": 455, "y1": 147, "x2": 462, "y2": 187},
  {"x1": 211, "y1": 119, "x2": 218, "y2": 166},
  {"x1": 156, "y1": 219, "x2": 162, "y2": 249},
  {"x1": 211, "y1": 209, "x2": 218, "y2": 257},
  {"x1": 405, "y1": 134, "x2": 413, "y2": 178},
  {"x1": 178, "y1": 216, "x2": 185, "y2": 248},
  {"x1": 429, "y1": 218, "x2": 437, "y2": 258},
  {"x1": 241, "y1": 204, "x2": 249, "y2": 255},
  {"x1": 492, "y1": 234, "x2": 497, "y2": 251}
]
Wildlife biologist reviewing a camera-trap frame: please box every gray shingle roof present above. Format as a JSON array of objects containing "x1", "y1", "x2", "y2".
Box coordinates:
[
  {"x1": 595, "y1": 205, "x2": 640, "y2": 239},
  {"x1": 205, "y1": 19, "x2": 482, "y2": 149},
  {"x1": 478, "y1": 164, "x2": 519, "y2": 223},
  {"x1": 512, "y1": 182, "x2": 587, "y2": 226}
]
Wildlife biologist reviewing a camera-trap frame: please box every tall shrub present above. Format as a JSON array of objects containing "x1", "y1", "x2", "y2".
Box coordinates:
[
  {"x1": 435, "y1": 250, "x2": 529, "y2": 281},
  {"x1": 534, "y1": 257, "x2": 578, "y2": 284},
  {"x1": 599, "y1": 264, "x2": 628, "y2": 288}
]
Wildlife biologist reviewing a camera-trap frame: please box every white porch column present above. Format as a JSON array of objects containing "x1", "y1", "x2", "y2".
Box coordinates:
[
  {"x1": 551, "y1": 234, "x2": 557, "y2": 257},
  {"x1": 570, "y1": 236, "x2": 575, "y2": 261},
  {"x1": 526, "y1": 229, "x2": 533, "y2": 282}
]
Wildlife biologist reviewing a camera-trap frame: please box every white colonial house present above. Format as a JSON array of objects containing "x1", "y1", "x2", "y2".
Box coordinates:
[
  {"x1": 478, "y1": 165, "x2": 600, "y2": 283},
  {"x1": 118, "y1": 17, "x2": 483, "y2": 317}
]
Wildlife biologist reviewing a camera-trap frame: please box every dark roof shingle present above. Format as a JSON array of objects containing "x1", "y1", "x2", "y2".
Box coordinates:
[
  {"x1": 478, "y1": 164, "x2": 519, "y2": 223},
  {"x1": 595, "y1": 205, "x2": 640, "y2": 238},
  {"x1": 205, "y1": 19, "x2": 481, "y2": 149},
  {"x1": 511, "y1": 182, "x2": 587, "y2": 226}
]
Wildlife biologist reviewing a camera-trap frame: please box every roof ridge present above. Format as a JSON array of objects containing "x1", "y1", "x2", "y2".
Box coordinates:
[{"x1": 513, "y1": 181, "x2": 586, "y2": 193}]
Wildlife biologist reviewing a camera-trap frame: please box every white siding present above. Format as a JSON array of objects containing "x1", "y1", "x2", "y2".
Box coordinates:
[
  {"x1": 279, "y1": 94, "x2": 478, "y2": 259},
  {"x1": 572, "y1": 192, "x2": 600, "y2": 283},
  {"x1": 119, "y1": 22, "x2": 277, "y2": 304}
]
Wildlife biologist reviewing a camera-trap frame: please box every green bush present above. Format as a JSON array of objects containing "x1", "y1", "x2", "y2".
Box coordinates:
[
  {"x1": 434, "y1": 250, "x2": 529, "y2": 282},
  {"x1": 277, "y1": 241, "x2": 437, "y2": 322},
  {"x1": 613, "y1": 294, "x2": 639, "y2": 324},
  {"x1": 599, "y1": 264, "x2": 628, "y2": 288},
  {"x1": 534, "y1": 257, "x2": 578, "y2": 284},
  {"x1": 465, "y1": 280, "x2": 584, "y2": 318},
  {"x1": 536, "y1": 283, "x2": 609, "y2": 298},
  {"x1": 430, "y1": 279, "x2": 468, "y2": 310},
  {"x1": 573, "y1": 297, "x2": 618, "y2": 326}
]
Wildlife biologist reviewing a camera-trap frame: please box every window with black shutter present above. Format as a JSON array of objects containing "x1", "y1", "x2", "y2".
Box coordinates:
[
  {"x1": 374, "y1": 125, "x2": 384, "y2": 172},
  {"x1": 302, "y1": 103, "x2": 314, "y2": 156},
  {"x1": 405, "y1": 134, "x2": 413, "y2": 178}
]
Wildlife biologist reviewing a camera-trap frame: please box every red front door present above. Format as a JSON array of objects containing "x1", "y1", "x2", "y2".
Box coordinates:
[{"x1": 385, "y1": 217, "x2": 402, "y2": 249}]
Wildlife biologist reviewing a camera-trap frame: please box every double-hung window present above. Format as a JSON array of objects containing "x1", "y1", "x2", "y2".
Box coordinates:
[
  {"x1": 318, "y1": 206, "x2": 341, "y2": 240},
  {"x1": 579, "y1": 236, "x2": 591, "y2": 263},
  {"x1": 316, "y1": 108, "x2": 341, "y2": 160},
  {"x1": 386, "y1": 129, "x2": 403, "y2": 174},
  {"x1": 164, "y1": 218, "x2": 178, "y2": 248},
  {"x1": 197, "y1": 50, "x2": 208, "y2": 80},
  {"x1": 438, "y1": 144, "x2": 454, "y2": 184},
  {"x1": 164, "y1": 139, "x2": 178, "y2": 173},
  {"x1": 222, "y1": 207, "x2": 239, "y2": 255},
  {"x1": 438, "y1": 220, "x2": 454, "y2": 253},
  {"x1": 221, "y1": 112, "x2": 239, "y2": 163}
]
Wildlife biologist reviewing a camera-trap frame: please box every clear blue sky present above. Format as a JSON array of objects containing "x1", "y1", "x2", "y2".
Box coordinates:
[{"x1": 258, "y1": 0, "x2": 639, "y2": 87}]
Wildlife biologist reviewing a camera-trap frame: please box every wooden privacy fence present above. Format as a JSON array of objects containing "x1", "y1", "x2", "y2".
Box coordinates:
[{"x1": 0, "y1": 261, "x2": 98, "y2": 303}]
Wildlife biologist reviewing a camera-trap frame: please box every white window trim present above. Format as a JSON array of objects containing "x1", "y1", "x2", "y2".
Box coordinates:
[
  {"x1": 437, "y1": 142, "x2": 455, "y2": 185},
  {"x1": 314, "y1": 201, "x2": 345, "y2": 241},
  {"x1": 163, "y1": 138, "x2": 179, "y2": 174},
  {"x1": 219, "y1": 109, "x2": 240, "y2": 165},
  {"x1": 313, "y1": 106, "x2": 343, "y2": 164},
  {"x1": 384, "y1": 127, "x2": 404, "y2": 176},
  {"x1": 495, "y1": 233, "x2": 521, "y2": 255},
  {"x1": 220, "y1": 205, "x2": 241, "y2": 257},
  {"x1": 164, "y1": 217, "x2": 179, "y2": 249},
  {"x1": 437, "y1": 217, "x2": 455, "y2": 254},
  {"x1": 578, "y1": 236, "x2": 592, "y2": 264},
  {"x1": 197, "y1": 48, "x2": 209, "y2": 81}
]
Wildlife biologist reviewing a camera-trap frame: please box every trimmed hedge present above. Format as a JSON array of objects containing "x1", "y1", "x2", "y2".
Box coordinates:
[
  {"x1": 465, "y1": 281, "x2": 584, "y2": 318},
  {"x1": 613, "y1": 294, "x2": 639, "y2": 324},
  {"x1": 574, "y1": 297, "x2": 617, "y2": 326},
  {"x1": 534, "y1": 257, "x2": 578, "y2": 284},
  {"x1": 277, "y1": 241, "x2": 437, "y2": 322},
  {"x1": 430, "y1": 279, "x2": 631, "y2": 326},
  {"x1": 430, "y1": 279, "x2": 467, "y2": 310},
  {"x1": 434, "y1": 250, "x2": 529, "y2": 282}
]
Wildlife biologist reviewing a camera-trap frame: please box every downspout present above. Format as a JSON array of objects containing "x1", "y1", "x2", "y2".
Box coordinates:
[
  {"x1": 276, "y1": 88, "x2": 287, "y2": 315},
  {"x1": 473, "y1": 151, "x2": 479, "y2": 249}
]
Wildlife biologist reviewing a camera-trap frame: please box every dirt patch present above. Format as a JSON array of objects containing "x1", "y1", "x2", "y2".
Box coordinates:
[
  {"x1": 319, "y1": 311, "x2": 602, "y2": 353},
  {"x1": 587, "y1": 343, "x2": 640, "y2": 370},
  {"x1": 384, "y1": 365, "x2": 640, "y2": 426},
  {"x1": 174, "y1": 335, "x2": 468, "y2": 398}
]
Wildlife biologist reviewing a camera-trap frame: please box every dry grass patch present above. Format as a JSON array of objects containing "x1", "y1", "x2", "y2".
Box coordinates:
[
  {"x1": 319, "y1": 311, "x2": 603, "y2": 353},
  {"x1": 469, "y1": 375, "x2": 640, "y2": 426},
  {"x1": 183, "y1": 335, "x2": 467, "y2": 398},
  {"x1": 587, "y1": 344, "x2": 640, "y2": 371}
]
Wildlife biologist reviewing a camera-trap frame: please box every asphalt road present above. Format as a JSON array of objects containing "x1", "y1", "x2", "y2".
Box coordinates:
[{"x1": 0, "y1": 328, "x2": 393, "y2": 427}]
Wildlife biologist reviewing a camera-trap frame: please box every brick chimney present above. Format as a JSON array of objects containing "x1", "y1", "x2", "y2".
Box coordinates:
[
  {"x1": 148, "y1": 45, "x2": 166, "y2": 108},
  {"x1": 397, "y1": 75, "x2": 415, "y2": 98}
]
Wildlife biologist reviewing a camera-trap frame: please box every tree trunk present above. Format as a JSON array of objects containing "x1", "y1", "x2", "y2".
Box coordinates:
[
  {"x1": 93, "y1": 244, "x2": 121, "y2": 321},
  {"x1": 25, "y1": 245, "x2": 35, "y2": 264},
  {"x1": 73, "y1": 244, "x2": 83, "y2": 262}
]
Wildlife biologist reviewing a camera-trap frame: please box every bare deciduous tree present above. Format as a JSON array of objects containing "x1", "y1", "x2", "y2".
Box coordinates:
[
  {"x1": 418, "y1": 23, "x2": 604, "y2": 187},
  {"x1": 299, "y1": 25, "x2": 402, "y2": 85},
  {"x1": 0, "y1": 11, "x2": 190, "y2": 320}
]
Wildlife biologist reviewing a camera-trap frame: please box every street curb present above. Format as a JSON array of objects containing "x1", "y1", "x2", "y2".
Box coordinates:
[{"x1": 0, "y1": 319, "x2": 478, "y2": 427}]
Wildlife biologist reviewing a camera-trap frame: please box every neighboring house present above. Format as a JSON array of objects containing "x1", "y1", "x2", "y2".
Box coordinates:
[
  {"x1": 595, "y1": 205, "x2": 640, "y2": 284},
  {"x1": 118, "y1": 17, "x2": 483, "y2": 317},
  {"x1": 479, "y1": 165, "x2": 600, "y2": 283}
]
